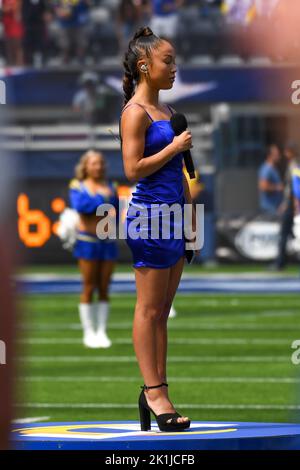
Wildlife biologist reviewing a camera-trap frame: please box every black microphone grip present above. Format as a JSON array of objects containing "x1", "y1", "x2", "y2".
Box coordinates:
[
  {"x1": 170, "y1": 112, "x2": 196, "y2": 180},
  {"x1": 183, "y1": 149, "x2": 195, "y2": 180}
]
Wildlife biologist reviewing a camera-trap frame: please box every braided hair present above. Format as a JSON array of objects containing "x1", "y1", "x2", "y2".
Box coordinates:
[{"x1": 122, "y1": 26, "x2": 162, "y2": 106}]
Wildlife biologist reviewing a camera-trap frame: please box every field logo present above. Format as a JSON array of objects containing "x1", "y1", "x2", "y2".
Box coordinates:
[
  {"x1": 0, "y1": 80, "x2": 6, "y2": 104},
  {"x1": 0, "y1": 340, "x2": 6, "y2": 365},
  {"x1": 291, "y1": 340, "x2": 300, "y2": 365},
  {"x1": 13, "y1": 422, "x2": 238, "y2": 440}
]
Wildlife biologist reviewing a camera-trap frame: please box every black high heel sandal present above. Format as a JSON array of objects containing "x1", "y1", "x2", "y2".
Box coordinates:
[{"x1": 138, "y1": 383, "x2": 191, "y2": 432}]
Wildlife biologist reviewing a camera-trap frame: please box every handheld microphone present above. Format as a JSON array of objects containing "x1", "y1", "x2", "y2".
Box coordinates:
[{"x1": 170, "y1": 113, "x2": 195, "y2": 179}]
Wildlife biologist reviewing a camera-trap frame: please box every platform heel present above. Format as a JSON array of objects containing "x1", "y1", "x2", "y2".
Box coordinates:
[
  {"x1": 138, "y1": 383, "x2": 190, "y2": 432},
  {"x1": 139, "y1": 398, "x2": 151, "y2": 431}
]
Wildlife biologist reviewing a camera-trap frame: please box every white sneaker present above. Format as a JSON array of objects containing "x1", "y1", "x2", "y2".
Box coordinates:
[
  {"x1": 83, "y1": 332, "x2": 101, "y2": 349},
  {"x1": 95, "y1": 331, "x2": 112, "y2": 348},
  {"x1": 169, "y1": 305, "x2": 177, "y2": 318}
]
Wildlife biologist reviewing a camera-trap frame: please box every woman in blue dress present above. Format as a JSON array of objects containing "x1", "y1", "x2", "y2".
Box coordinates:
[
  {"x1": 69, "y1": 150, "x2": 119, "y2": 349},
  {"x1": 119, "y1": 26, "x2": 198, "y2": 432}
]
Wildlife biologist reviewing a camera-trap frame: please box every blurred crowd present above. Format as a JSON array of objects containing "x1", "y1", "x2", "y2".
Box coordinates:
[
  {"x1": 258, "y1": 142, "x2": 300, "y2": 270},
  {"x1": 0, "y1": 0, "x2": 298, "y2": 67}
]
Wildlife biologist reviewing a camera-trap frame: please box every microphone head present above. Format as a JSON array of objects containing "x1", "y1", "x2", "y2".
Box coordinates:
[{"x1": 170, "y1": 113, "x2": 188, "y2": 136}]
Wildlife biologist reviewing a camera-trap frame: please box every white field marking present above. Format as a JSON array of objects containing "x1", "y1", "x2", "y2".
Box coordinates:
[
  {"x1": 19, "y1": 338, "x2": 291, "y2": 346},
  {"x1": 19, "y1": 355, "x2": 291, "y2": 363},
  {"x1": 25, "y1": 297, "x2": 298, "y2": 311},
  {"x1": 26, "y1": 290, "x2": 299, "y2": 297},
  {"x1": 23, "y1": 308, "x2": 299, "y2": 321},
  {"x1": 259, "y1": 311, "x2": 299, "y2": 318},
  {"x1": 19, "y1": 376, "x2": 300, "y2": 384},
  {"x1": 26, "y1": 294, "x2": 297, "y2": 309},
  {"x1": 12, "y1": 416, "x2": 50, "y2": 424},
  {"x1": 15, "y1": 403, "x2": 300, "y2": 411},
  {"x1": 24, "y1": 297, "x2": 298, "y2": 309},
  {"x1": 255, "y1": 311, "x2": 298, "y2": 318},
  {"x1": 19, "y1": 322, "x2": 299, "y2": 331},
  {"x1": 25, "y1": 297, "x2": 300, "y2": 307},
  {"x1": 18, "y1": 271, "x2": 296, "y2": 281}
]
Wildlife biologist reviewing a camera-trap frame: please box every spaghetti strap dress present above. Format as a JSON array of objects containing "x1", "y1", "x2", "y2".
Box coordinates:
[{"x1": 119, "y1": 102, "x2": 185, "y2": 269}]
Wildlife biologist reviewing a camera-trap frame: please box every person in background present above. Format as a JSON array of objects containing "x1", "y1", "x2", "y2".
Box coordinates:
[
  {"x1": 291, "y1": 161, "x2": 300, "y2": 266},
  {"x1": 54, "y1": 0, "x2": 91, "y2": 64},
  {"x1": 116, "y1": 0, "x2": 141, "y2": 56},
  {"x1": 293, "y1": 166, "x2": 300, "y2": 215},
  {"x1": 150, "y1": 0, "x2": 184, "y2": 42},
  {"x1": 138, "y1": 0, "x2": 153, "y2": 26},
  {"x1": 2, "y1": 0, "x2": 24, "y2": 66},
  {"x1": 273, "y1": 142, "x2": 299, "y2": 270},
  {"x1": 258, "y1": 144, "x2": 283, "y2": 215},
  {"x1": 22, "y1": 0, "x2": 47, "y2": 66},
  {"x1": 183, "y1": 162, "x2": 202, "y2": 202},
  {"x1": 72, "y1": 71, "x2": 114, "y2": 124},
  {"x1": 69, "y1": 150, "x2": 119, "y2": 348}
]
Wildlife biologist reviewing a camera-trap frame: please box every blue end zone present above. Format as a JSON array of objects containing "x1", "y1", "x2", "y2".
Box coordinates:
[{"x1": 11, "y1": 420, "x2": 300, "y2": 450}]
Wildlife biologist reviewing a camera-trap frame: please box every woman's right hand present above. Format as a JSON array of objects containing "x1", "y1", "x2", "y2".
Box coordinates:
[{"x1": 171, "y1": 130, "x2": 193, "y2": 154}]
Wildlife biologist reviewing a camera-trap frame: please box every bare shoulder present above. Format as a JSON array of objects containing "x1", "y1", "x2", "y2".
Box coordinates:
[{"x1": 120, "y1": 102, "x2": 149, "y2": 138}]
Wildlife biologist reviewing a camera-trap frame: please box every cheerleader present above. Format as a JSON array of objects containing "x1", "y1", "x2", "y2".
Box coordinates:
[
  {"x1": 69, "y1": 150, "x2": 119, "y2": 348},
  {"x1": 119, "y1": 26, "x2": 199, "y2": 432}
]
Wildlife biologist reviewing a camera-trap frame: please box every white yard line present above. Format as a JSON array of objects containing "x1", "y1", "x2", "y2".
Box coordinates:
[
  {"x1": 19, "y1": 322, "x2": 299, "y2": 331},
  {"x1": 25, "y1": 297, "x2": 300, "y2": 307},
  {"x1": 15, "y1": 403, "x2": 300, "y2": 410},
  {"x1": 17, "y1": 272, "x2": 297, "y2": 282},
  {"x1": 19, "y1": 355, "x2": 291, "y2": 363},
  {"x1": 21, "y1": 308, "x2": 300, "y2": 320},
  {"x1": 19, "y1": 338, "x2": 292, "y2": 345},
  {"x1": 19, "y1": 376, "x2": 299, "y2": 384},
  {"x1": 12, "y1": 416, "x2": 50, "y2": 424}
]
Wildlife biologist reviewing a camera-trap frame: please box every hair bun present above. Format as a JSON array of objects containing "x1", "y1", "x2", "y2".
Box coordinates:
[{"x1": 133, "y1": 26, "x2": 154, "y2": 41}]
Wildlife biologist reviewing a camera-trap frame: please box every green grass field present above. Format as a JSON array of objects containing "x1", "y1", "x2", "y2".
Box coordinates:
[{"x1": 16, "y1": 284, "x2": 300, "y2": 425}]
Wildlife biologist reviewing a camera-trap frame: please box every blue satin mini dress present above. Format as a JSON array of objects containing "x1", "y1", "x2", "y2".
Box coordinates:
[
  {"x1": 120, "y1": 102, "x2": 186, "y2": 269},
  {"x1": 69, "y1": 179, "x2": 119, "y2": 261}
]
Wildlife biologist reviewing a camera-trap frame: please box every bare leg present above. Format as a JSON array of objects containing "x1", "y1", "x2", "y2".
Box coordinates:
[
  {"x1": 156, "y1": 256, "x2": 185, "y2": 390},
  {"x1": 133, "y1": 266, "x2": 169, "y2": 386},
  {"x1": 96, "y1": 260, "x2": 115, "y2": 301},
  {"x1": 93, "y1": 260, "x2": 115, "y2": 346},
  {"x1": 78, "y1": 259, "x2": 98, "y2": 303},
  {"x1": 133, "y1": 264, "x2": 189, "y2": 423}
]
